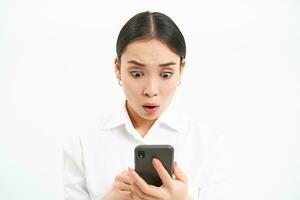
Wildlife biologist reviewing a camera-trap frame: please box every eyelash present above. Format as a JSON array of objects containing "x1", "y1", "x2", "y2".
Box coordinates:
[
  {"x1": 130, "y1": 71, "x2": 144, "y2": 78},
  {"x1": 130, "y1": 71, "x2": 174, "y2": 79},
  {"x1": 160, "y1": 72, "x2": 173, "y2": 79}
]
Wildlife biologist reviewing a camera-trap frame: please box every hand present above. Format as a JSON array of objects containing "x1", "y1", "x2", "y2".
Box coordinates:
[
  {"x1": 101, "y1": 170, "x2": 133, "y2": 200},
  {"x1": 129, "y1": 158, "x2": 191, "y2": 200}
]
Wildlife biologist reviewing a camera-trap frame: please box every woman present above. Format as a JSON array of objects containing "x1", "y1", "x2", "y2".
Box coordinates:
[{"x1": 64, "y1": 11, "x2": 225, "y2": 200}]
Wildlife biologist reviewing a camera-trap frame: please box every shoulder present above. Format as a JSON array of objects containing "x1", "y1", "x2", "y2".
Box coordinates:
[
  {"x1": 63, "y1": 115, "x2": 114, "y2": 149},
  {"x1": 62, "y1": 135, "x2": 84, "y2": 166}
]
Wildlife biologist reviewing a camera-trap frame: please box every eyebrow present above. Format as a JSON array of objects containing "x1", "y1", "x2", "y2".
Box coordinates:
[{"x1": 127, "y1": 60, "x2": 177, "y2": 67}]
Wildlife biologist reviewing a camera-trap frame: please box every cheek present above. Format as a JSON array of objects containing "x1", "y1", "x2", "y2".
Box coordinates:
[
  {"x1": 123, "y1": 80, "x2": 141, "y2": 98},
  {"x1": 161, "y1": 81, "x2": 177, "y2": 96}
]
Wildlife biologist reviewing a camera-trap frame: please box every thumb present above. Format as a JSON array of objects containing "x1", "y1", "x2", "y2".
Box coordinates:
[{"x1": 173, "y1": 161, "x2": 188, "y2": 184}]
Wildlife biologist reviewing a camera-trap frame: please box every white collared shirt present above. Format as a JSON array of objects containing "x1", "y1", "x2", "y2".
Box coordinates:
[{"x1": 63, "y1": 102, "x2": 226, "y2": 200}]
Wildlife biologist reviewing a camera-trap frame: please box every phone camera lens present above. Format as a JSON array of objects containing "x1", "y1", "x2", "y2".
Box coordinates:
[{"x1": 137, "y1": 150, "x2": 145, "y2": 158}]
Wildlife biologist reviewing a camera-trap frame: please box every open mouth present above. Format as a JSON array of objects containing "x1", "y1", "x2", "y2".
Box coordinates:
[
  {"x1": 142, "y1": 104, "x2": 160, "y2": 114},
  {"x1": 143, "y1": 105, "x2": 158, "y2": 109}
]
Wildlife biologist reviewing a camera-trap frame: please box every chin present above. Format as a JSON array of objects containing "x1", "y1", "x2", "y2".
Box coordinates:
[
  {"x1": 144, "y1": 115, "x2": 159, "y2": 120},
  {"x1": 140, "y1": 113, "x2": 159, "y2": 121},
  {"x1": 146, "y1": 116, "x2": 158, "y2": 121}
]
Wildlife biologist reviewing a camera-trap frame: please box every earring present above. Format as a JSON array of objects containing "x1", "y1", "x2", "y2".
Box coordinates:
[
  {"x1": 118, "y1": 79, "x2": 123, "y2": 86},
  {"x1": 177, "y1": 80, "x2": 181, "y2": 86}
]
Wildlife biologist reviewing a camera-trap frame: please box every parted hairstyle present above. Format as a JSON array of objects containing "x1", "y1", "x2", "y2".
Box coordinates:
[{"x1": 116, "y1": 11, "x2": 186, "y2": 63}]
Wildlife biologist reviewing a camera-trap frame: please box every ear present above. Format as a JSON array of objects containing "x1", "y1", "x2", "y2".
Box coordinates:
[
  {"x1": 179, "y1": 59, "x2": 186, "y2": 80},
  {"x1": 114, "y1": 57, "x2": 121, "y2": 80}
]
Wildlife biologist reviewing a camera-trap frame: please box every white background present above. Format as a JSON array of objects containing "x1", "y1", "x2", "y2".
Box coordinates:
[{"x1": 0, "y1": 0, "x2": 299, "y2": 199}]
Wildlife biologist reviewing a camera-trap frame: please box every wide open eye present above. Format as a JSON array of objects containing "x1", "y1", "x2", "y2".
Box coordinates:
[
  {"x1": 160, "y1": 72, "x2": 173, "y2": 79},
  {"x1": 130, "y1": 71, "x2": 144, "y2": 78}
]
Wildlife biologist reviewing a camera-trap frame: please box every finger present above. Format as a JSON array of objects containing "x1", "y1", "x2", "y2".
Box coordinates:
[
  {"x1": 129, "y1": 169, "x2": 157, "y2": 196},
  {"x1": 116, "y1": 181, "x2": 132, "y2": 191},
  {"x1": 173, "y1": 161, "x2": 188, "y2": 184},
  {"x1": 122, "y1": 170, "x2": 132, "y2": 184},
  {"x1": 131, "y1": 182, "x2": 147, "y2": 199},
  {"x1": 119, "y1": 190, "x2": 133, "y2": 200},
  {"x1": 132, "y1": 183, "x2": 157, "y2": 200},
  {"x1": 132, "y1": 194, "x2": 144, "y2": 200},
  {"x1": 152, "y1": 158, "x2": 172, "y2": 187},
  {"x1": 116, "y1": 171, "x2": 132, "y2": 185}
]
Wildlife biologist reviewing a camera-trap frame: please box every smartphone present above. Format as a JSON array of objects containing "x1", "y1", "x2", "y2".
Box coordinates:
[{"x1": 134, "y1": 144, "x2": 174, "y2": 187}]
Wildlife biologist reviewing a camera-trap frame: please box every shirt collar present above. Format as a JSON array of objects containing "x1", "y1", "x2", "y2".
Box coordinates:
[
  {"x1": 99, "y1": 101, "x2": 127, "y2": 130},
  {"x1": 156, "y1": 101, "x2": 188, "y2": 134},
  {"x1": 100, "y1": 100, "x2": 188, "y2": 134}
]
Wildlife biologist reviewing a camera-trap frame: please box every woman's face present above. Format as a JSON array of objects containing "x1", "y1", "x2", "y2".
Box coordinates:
[{"x1": 115, "y1": 38, "x2": 185, "y2": 121}]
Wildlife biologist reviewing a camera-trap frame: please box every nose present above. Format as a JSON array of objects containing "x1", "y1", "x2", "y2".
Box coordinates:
[{"x1": 143, "y1": 79, "x2": 159, "y2": 97}]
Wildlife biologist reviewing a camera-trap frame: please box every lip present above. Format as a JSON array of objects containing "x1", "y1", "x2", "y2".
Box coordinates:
[
  {"x1": 142, "y1": 104, "x2": 160, "y2": 115},
  {"x1": 143, "y1": 103, "x2": 160, "y2": 107}
]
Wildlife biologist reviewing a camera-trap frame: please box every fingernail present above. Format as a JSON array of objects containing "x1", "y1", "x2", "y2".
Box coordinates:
[
  {"x1": 153, "y1": 158, "x2": 160, "y2": 167},
  {"x1": 128, "y1": 170, "x2": 133, "y2": 178}
]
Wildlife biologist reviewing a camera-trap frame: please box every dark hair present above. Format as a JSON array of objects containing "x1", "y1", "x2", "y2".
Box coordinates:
[{"x1": 116, "y1": 11, "x2": 186, "y2": 63}]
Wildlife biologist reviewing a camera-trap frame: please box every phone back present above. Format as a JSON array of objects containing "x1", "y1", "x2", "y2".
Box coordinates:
[{"x1": 134, "y1": 145, "x2": 174, "y2": 187}]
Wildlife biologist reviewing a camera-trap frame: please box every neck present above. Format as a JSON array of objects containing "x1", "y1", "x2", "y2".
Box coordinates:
[{"x1": 126, "y1": 101, "x2": 156, "y2": 137}]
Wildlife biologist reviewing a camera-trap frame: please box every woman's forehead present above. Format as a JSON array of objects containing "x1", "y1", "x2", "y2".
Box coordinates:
[{"x1": 121, "y1": 38, "x2": 180, "y2": 64}]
